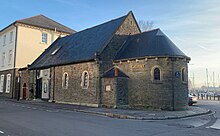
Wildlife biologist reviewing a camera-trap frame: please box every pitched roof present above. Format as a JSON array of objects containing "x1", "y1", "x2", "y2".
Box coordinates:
[
  {"x1": 102, "y1": 67, "x2": 129, "y2": 78},
  {"x1": 116, "y1": 29, "x2": 189, "y2": 60},
  {"x1": 29, "y1": 14, "x2": 128, "y2": 70},
  {"x1": 16, "y1": 15, "x2": 75, "y2": 34}
]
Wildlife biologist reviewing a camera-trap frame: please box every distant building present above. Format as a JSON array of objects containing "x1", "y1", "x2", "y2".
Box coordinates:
[
  {"x1": 29, "y1": 11, "x2": 190, "y2": 110},
  {"x1": 0, "y1": 15, "x2": 75, "y2": 99}
]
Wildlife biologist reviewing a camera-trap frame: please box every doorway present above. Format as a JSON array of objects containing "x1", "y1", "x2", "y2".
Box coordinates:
[{"x1": 36, "y1": 78, "x2": 42, "y2": 99}]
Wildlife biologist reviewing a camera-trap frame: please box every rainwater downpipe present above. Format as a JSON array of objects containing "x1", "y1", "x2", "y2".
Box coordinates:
[{"x1": 171, "y1": 57, "x2": 175, "y2": 111}]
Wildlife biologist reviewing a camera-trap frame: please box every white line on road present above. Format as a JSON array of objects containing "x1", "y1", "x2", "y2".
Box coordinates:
[
  {"x1": 0, "y1": 130, "x2": 4, "y2": 134},
  {"x1": 206, "y1": 119, "x2": 220, "y2": 130}
]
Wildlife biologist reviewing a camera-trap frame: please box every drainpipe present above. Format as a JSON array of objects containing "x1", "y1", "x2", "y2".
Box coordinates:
[
  {"x1": 52, "y1": 66, "x2": 55, "y2": 102},
  {"x1": 171, "y1": 57, "x2": 175, "y2": 111},
  {"x1": 12, "y1": 24, "x2": 18, "y2": 99},
  {"x1": 95, "y1": 52, "x2": 101, "y2": 107}
]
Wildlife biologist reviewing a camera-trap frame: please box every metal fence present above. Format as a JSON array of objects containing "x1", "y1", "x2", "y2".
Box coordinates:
[{"x1": 198, "y1": 94, "x2": 220, "y2": 101}]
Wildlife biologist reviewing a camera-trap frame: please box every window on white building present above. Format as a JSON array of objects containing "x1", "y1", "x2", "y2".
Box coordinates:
[
  {"x1": 10, "y1": 31, "x2": 13, "y2": 42},
  {"x1": 42, "y1": 33, "x2": 48, "y2": 44},
  {"x1": 6, "y1": 74, "x2": 11, "y2": 93},
  {"x1": 81, "y1": 71, "x2": 89, "y2": 89},
  {"x1": 2, "y1": 52, "x2": 5, "y2": 67},
  {"x1": 3, "y1": 35, "x2": 6, "y2": 45},
  {"x1": 0, "y1": 75, "x2": 4, "y2": 93},
  {"x1": 8, "y1": 50, "x2": 12, "y2": 65},
  {"x1": 62, "y1": 72, "x2": 68, "y2": 89}
]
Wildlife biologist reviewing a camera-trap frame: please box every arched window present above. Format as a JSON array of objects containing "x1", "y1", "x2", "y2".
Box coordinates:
[
  {"x1": 62, "y1": 72, "x2": 68, "y2": 89},
  {"x1": 154, "y1": 68, "x2": 160, "y2": 80},
  {"x1": 81, "y1": 71, "x2": 89, "y2": 89},
  {"x1": 182, "y1": 68, "x2": 186, "y2": 81}
]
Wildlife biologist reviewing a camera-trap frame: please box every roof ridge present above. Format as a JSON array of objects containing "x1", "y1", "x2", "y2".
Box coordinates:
[
  {"x1": 78, "y1": 14, "x2": 127, "y2": 35},
  {"x1": 59, "y1": 13, "x2": 128, "y2": 41},
  {"x1": 16, "y1": 14, "x2": 43, "y2": 22},
  {"x1": 39, "y1": 14, "x2": 76, "y2": 32},
  {"x1": 15, "y1": 14, "x2": 75, "y2": 34}
]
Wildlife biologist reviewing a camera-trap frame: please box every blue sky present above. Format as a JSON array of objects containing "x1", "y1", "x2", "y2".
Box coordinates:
[{"x1": 1, "y1": 0, "x2": 220, "y2": 87}]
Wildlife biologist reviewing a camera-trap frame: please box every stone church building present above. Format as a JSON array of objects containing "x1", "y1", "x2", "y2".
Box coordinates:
[{"x1": 28, "y1": 11, "x2": 190, "y2": 110}]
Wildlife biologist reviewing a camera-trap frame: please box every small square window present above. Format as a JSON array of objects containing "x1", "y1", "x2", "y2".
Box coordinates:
[
  {"x1": 42, "y1": 33, "x2": 48, "y2": 44},
  {"x1": 105, "y1": 85, "x2": 111, "y2": 91}
]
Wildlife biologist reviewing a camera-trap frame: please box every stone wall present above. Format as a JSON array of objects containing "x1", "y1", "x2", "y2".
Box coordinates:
[
  {"x1": 19, "y1": 68, "x2": 30, "y2": 99},
  {"x1": 53, "y1": 61, "x2": 99, "y2": 106},
  {"x1": 101, "y1": 78, "x2": 116, "y2": 108},
  {"x1": 116, "y1": 77, "x2": 128, "y2": 107},
  {"x1": 114, "y1": 57, "x2": 188, "y2": 110},
  {"x1": 99, "y1": 12, "x2": 140, "y2": 73},
  {"x1": 101, "y1": 77, "x2": 128, "y2": 108}
]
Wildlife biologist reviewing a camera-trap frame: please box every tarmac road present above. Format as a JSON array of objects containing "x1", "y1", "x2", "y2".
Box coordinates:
[{"x1": 0, "y1": 99, "x2": 219, "y2": 136}]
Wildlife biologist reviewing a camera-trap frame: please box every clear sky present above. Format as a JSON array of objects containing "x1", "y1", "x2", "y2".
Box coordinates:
[{"x1": 1, "y1": 0, "x2": 220, "y2": 87}]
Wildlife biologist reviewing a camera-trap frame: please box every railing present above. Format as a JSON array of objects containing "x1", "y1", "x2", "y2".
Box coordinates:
[{"x1": 198, "y1": 94, "x2": 220, "y2": 101}]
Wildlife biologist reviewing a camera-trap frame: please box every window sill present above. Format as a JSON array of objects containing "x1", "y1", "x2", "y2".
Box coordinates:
[
  {"x1": 151, "y1": 80, "x2": 163, "y2": 84},
  {"x1": 40, "y1": 42, "x2": 48, "y2": 45}
]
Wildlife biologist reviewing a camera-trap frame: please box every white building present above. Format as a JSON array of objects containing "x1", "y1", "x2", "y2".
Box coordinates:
[{"x1": 0, "y1": 15, "x2": 75, "y2": 98}]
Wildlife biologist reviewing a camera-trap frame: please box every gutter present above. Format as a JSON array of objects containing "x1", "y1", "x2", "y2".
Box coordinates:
[
  {"x1": 29, "y1": 59, "x2": 95, "y2": 70},
  {"x1": 12, "y1": 24, "x2": 18, "y2": 99}
]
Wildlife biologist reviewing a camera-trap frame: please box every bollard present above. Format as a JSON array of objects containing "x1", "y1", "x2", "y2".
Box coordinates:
[
  {"x1": 218, "y1": 96, "x2": 220, "y2": 101},
  {"x1": 210, "y1": 95, "x2": 211, "y2": 100}
]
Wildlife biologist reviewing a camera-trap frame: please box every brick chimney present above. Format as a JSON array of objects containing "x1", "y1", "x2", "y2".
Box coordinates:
[{"x1": 114, "y1": 67, "x2": 118, "y2": 77}]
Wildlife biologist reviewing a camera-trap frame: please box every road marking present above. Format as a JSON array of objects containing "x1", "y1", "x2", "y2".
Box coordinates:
[
  {"x1": 207, "y1": 119, "x2": 220, "y2": 129},
  {"x1": 0, "y1": 130, "x2": 4, "y2": 134},
  {"x1": 46, "y1": 110, "x2": 59, "y2": 113}
]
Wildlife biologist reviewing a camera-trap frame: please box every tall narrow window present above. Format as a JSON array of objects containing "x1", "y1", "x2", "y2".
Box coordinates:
[
  {"x1": 8, "y1": 50, "x2": 12, "y2": 65},
  {"x1": 3, "y1": 35, "x2": 6, "y2": 45},
  {"x1": 43, "y1": 83, "x2": 47, "y2": 93},
  {"x1": 10, "y1": 31, "x2": 13, "y2": 42},
  {"x1": 42, "y1": 33, "x2": 48, "y2": 44},
  {"x1": 154, "y1": 68, "x2": 160, "y2": 80},
  {"x1": 5, "y1": 74, "x2": 11, "y2": 93},
  {"x1": 182, "y1": 68, "x2": 186, "y2": 82},
  {"x1": 81, "y1": 71, "x2": 89, "y2": 89},
  {"x1": 62, "y1": 72, "x2": 68, "y2": 89},
  {"x1": 0, "y1": 75, "x2": 4, "y2": 93},
  {"x1": 2, "y1": 52, "x2": 5, "y2": 67}
]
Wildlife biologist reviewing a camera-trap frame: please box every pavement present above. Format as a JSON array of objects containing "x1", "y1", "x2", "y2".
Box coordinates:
[{"x1": 2, "y1": 97, "x2": 212, "y2": 120}]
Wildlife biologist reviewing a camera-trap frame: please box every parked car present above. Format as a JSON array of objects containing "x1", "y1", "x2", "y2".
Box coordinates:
[{"x1": 188, "y1": 94, "x2": 198, "y2": 106}]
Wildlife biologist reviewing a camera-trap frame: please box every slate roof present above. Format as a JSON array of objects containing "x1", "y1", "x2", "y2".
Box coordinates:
[
  {"x1": 102, "y1": 67, "x2": 129, "y2": 78},
  {"x1": 29, "y1": 14, "x2": 128, "y2": 69},
  {"x1": 116, "y1": 29, "x2": 189, "y2": 60},
  {"x1": 15, "y1": 15, "x2": 75, "y2": 34}
]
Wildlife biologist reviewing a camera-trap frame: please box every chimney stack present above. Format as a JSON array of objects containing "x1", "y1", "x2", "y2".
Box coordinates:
[{"x1": 114, "y1": 67, "x2": 118, "y2": 77}]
